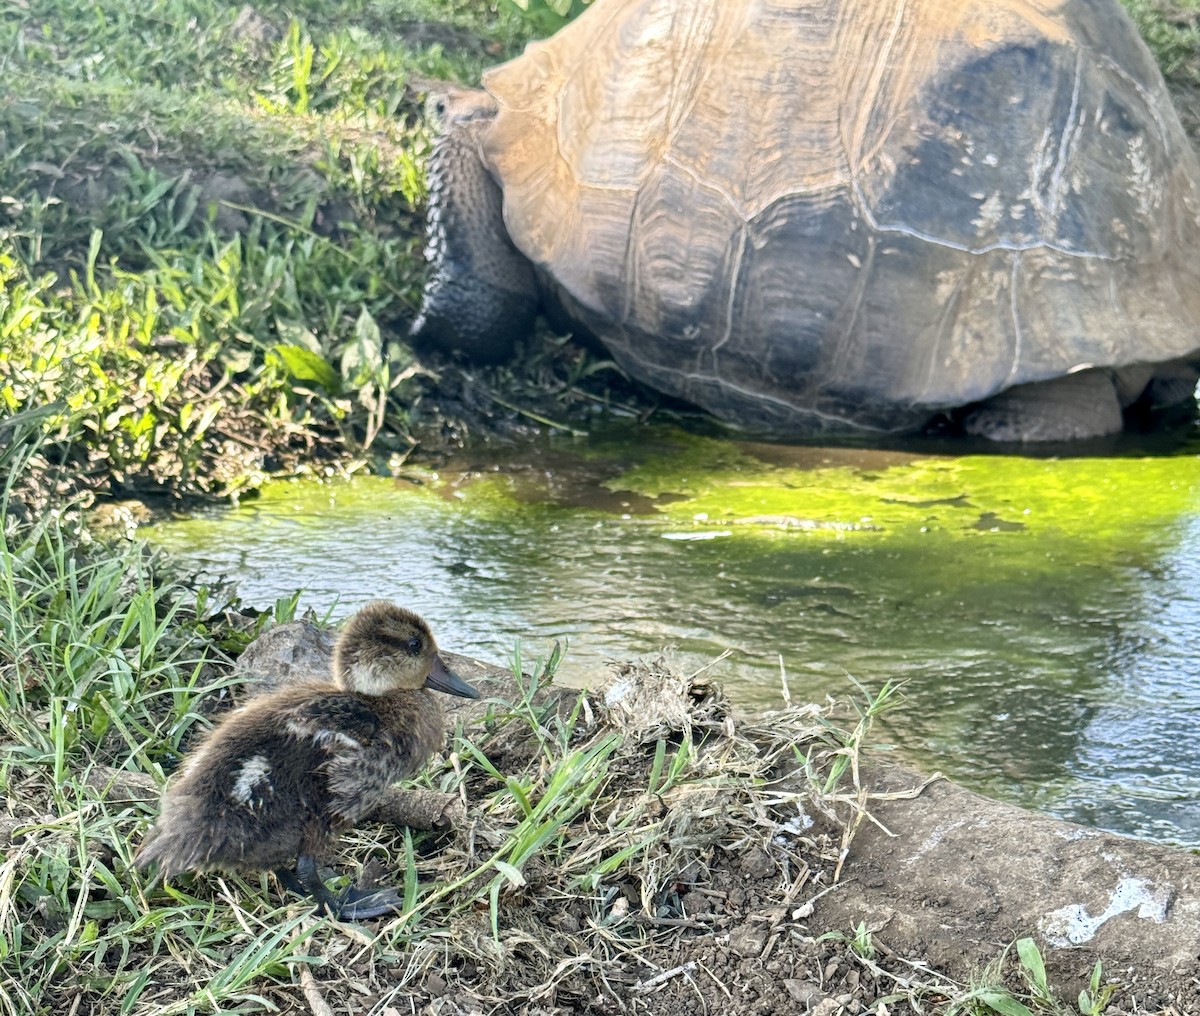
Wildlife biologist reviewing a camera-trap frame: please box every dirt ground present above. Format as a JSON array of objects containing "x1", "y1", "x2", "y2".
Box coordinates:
[{"x1": 211, "y1": 623, "x2": 1200, "y2": 1016}]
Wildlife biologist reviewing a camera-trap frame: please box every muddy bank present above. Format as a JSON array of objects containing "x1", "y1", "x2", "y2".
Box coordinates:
[
  {"x1": 192, "y1": 619, "x2": 1200, "y2": 1013},
  {"x1": 818, "y1": 765, "x2": 1200, "y2": 1001}
]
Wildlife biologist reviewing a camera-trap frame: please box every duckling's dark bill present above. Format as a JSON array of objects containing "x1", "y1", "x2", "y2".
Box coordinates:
[{"x1": 424, "y1": 655, "x2": 479, "y2": 699}]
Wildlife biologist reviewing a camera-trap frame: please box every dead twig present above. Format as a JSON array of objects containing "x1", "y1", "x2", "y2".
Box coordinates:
[
  {"x1": 635, "y1": 961, "x2": 697, "y2": 992},
  {"x1": 299, "y1": 967, "x2": 335, "y2": 1016}
]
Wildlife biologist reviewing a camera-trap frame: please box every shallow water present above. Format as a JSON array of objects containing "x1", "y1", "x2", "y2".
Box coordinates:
[{"x1": 145, "y1": 424, "x2": 1200, "y2": 847}]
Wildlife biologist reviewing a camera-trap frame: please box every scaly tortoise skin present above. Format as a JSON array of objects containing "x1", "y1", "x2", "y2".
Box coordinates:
[{"x1": 413, "y1": 0, "x2": 1200, "y2": 442}]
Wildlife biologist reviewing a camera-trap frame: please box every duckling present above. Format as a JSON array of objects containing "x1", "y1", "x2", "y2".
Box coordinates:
[{"x1": 136, "y1": 601, "x2": 479, "y2": 920}]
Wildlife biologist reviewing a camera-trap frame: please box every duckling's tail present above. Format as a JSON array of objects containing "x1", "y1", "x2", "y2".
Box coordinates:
[
  {"x1": 133, "y1": 822, "x2": 200, "y2": 880},
  {"x1": 132, "y1": 825, "x2": 168, "y2": 876}
]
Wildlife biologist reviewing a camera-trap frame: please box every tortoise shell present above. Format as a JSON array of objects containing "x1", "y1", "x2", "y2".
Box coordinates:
[{"x1": 478, "y1": 0, "x2": 1200, "y2": 434}]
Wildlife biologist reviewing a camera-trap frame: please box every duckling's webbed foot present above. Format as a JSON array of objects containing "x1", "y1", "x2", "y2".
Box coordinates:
[
  {"x1": 294, "y1": 854, "x2": 403, "y2": 921},
  {"x1": 331, "y1": 883, "x2": 405, "y2": 920}
]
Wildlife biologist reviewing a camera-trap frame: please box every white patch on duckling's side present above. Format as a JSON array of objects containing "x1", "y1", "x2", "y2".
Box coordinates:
[
  {"x1": 232, "y1": 755, "x2": 273, "y2": 805},
  {"x1": 1039, "y1": 876, "x2": 1171, "y2": 947},
  {"x1": 286, "y1": 718, "x2": 361, "y2": 750}
]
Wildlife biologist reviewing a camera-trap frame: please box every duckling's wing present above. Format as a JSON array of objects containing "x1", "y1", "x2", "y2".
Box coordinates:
[
  {"x1": 323, "y1": 727, "x2": 428, "y2": 826},
  {"x1": 281, "y1": 695, "x2": 400, "y2": 826},
  {"x1": 281, "y1": 694, "x2": 440, "y2": 827},
  {"x1": 281, "y1": 695, "x2": 383, "y2": 749}
]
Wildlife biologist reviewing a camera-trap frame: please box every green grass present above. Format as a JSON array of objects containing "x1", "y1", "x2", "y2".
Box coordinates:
[
  {"x1": 0, "y1": 0, "x2": 576, "y2": 504},
  {"x1": 941, "y1": 938, "x2": 1118, "y2": 1016},
  {"x1": 0, "y1": 229, "x2": 425, "y2": 501},
  {"x1": 0, "y1": 477, "x2": 257, "y2": 1012},
  {"x1": 0, "y1": 1, "x2": 477, "y2": 264},
  {"x1": 1121, "y1": 0, "x2": 1200, "y2": 85}
]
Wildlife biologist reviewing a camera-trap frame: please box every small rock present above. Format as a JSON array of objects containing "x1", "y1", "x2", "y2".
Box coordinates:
[
  {"x1": 783, "y1": 979, "x2": 823, "y2": 1006},
  {"x1": 234, "y1": 620, "x2": 334, "y2": 691},
  {"x1": 425, "y1": 973, "x2": 447, "y2": 997},
  {"x1": 84, "y1": 766, "x2": 156, "y2": 803},
  {"x1": 89, "y1": 499, "x2": 152, "y2": 536},
  {"x1": 231, "y1": 5, "x2": 282, "y2": 48},
  {"x1": 198, "y1": 172, "x2": 255, "y2": 233},
  {"x1": 739, "y1": 845, "x2": 777, "y2": 879},
  {"x1": 0, "y1": 817, "x2": 28, "y2": 847},
  {"x1": 730, "y1": 921, "x2": 769, "y2": 957},
  {"x1": 811, "y1": 999, "x2": 840, "y2": 1016},
  {"x1": 551, "y1": 912, "x2": 580, "y2": 934}
]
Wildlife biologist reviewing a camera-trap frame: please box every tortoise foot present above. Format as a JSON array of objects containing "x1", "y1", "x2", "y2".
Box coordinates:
[{"x1": 961, "y1": 371, "x2": 1123, "y2": 443}]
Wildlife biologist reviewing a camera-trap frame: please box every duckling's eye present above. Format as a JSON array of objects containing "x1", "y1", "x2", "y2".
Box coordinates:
[{"x1": 406, "y1": 636, "x2": 423, "y2": 655}]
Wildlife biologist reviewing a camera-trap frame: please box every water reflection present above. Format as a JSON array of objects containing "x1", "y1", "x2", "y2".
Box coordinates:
[
  {"x1": 1056, "y1": 514, "x2": 1200, "y2": 839},
  {"x1": 145, "y1": 431, "x2": 1200, "y2": 847}
]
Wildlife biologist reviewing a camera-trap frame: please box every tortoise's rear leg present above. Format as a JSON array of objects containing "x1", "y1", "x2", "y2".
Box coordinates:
[{"x1": 960, "y1": 370, "x2": 1123, "y2": 442}]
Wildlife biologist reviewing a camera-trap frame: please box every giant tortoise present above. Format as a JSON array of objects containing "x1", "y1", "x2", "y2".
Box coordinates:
[{"x1": 412, "y1": 0, "x2": 1200, "y2": 442}]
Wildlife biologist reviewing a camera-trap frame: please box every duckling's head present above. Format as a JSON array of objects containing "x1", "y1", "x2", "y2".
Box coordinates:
[{"x1": 332, "y1": 601, "x2": 479, "y2": 699}]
